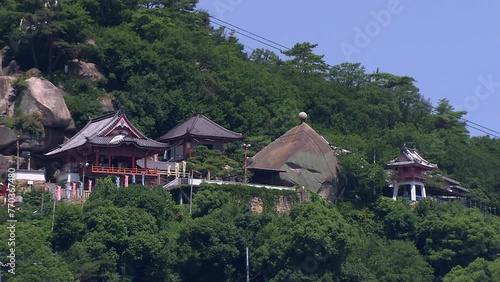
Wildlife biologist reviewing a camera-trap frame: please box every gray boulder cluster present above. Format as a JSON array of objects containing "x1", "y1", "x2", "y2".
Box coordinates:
[{"x1": 0, "y1": 60, "x2": 105, "y2": 169}]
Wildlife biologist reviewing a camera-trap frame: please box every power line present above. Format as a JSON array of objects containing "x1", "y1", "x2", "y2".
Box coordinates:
[
  {"x1": 207, "y1": 17, "x2": 499, "y2": 138},
  {"x1": 210, "y1": 21, "x2": 283, "y2": 52},
  {"x1": 459, "y1": 117, "x2": 500, "y2": 137},
  {"x1": 209, "y1": 15, "x2": 290, "y2": 51},
  {"x1": 464, "y1": 122, "x2": 500, "y2": 138},
  {"x1": 430, "y1": 107, "x2": 499, "y2": 138}
]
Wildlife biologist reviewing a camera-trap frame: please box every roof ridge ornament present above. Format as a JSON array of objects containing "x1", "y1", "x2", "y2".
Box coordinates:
[{"x1": 298, "y1": 112, "x2": 307, "y2": 123}]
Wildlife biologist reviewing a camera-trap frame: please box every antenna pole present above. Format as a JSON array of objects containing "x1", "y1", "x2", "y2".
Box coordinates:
[
  {"x1": 246, "y1": 246, "x2": 249, "y2": 282},
  {"x1": 189, "y1": 170, "x2": 193, "y2": 215}
]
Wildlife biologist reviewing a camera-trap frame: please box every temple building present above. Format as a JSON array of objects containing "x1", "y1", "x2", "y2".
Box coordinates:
[
  {"x1": 386, "y1": 145, "x2": 438, "y2": 201},
  {"x1": 158, "y1": 113, "x2": 243, "y2": 161},
  {"x1": 423, "y1": 174, "x2": 469, "y2": 201},
  {"x1": 45, "y1": 111, "x2": 168, "y2": 188},
  {"x1": 248, "y1": 112, "x2": 340, "y2": 200}
]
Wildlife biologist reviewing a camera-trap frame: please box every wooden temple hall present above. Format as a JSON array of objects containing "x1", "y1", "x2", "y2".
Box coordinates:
[
  {"x1": 45, "y1": 111, "x2": 169, "y2": 189},
  {"x1": 44, "y1": 111, "x2": 244, "y2": 196}
]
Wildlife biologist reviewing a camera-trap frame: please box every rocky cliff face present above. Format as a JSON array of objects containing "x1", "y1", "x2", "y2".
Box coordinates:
[
  {"x1": 247, "y1": 193, "x2": 300, "y2": 215},
  {"x1": 0, "y1": 62, "x2": 111, "y2": 171},
  {"x1": 69, "y1": 61, "x2": 104, "y2": 82},
  {"x1": 0, "y1": 75, "x2": 74, "y2": 163},
  {"x1": 0, "y1": 126, "x2": 18, "y2": 148},
  {"x1": 0, "y1": 76, "x2": 16, "y2": 117},
  {"x1": 19, "y1": 77, "x2": 74, "y2": 129}
]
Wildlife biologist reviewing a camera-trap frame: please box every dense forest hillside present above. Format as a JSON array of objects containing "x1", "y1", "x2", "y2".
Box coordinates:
[
  {"x1": 1, "y1": 1, "x2": 499, "y2": 281},
  {"x1": 1, "y1": 180, "x2": 499, "y2": 281}
]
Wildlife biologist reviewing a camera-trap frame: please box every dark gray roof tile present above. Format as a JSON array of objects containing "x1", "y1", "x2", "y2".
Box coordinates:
[
  {"x1": 159, "y1": 113, "x2": 243, "y2": 142},
  {"x1": 45, "y1": 111, "x2": 167, "y2": 156}
]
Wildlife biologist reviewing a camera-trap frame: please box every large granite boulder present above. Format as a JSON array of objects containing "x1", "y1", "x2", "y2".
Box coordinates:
[
  {"x1": 0, "y1": 75, "x2": 75, "y2": 154},
  {"x1": 0, "y1": 76, "x2": 16, "y2": 117},
  {"x1": 0, "y1": 126, "x2": 17, "y2": 148},
  {"x1": 18, "y1": 77, "x2": 73, "y2": 129},
  {"x1": 100, "y1": 93, "x2": 115, "y2": 112},
  {"x1": 0, "y1": 126, "x2": 66, "y2": 155},
  {"x1": 0, "y1": 155, "x2": 17, "y2": 171},
  {"x1": 69, "y1": 61, "x2": 104, "y2": 82}
]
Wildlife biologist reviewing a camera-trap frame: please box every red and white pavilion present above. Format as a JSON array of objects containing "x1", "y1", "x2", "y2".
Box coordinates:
[
  {"x1": 45, "y1": 111, "x2": 168, "y2": 188},
  {"x1": 386, "y1": 145, "x2": 438, "y2": 201}
]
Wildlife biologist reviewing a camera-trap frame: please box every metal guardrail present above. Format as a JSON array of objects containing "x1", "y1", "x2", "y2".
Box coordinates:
[{"x1": 163, "y1": 177, "x2": 295, "y2": 191}]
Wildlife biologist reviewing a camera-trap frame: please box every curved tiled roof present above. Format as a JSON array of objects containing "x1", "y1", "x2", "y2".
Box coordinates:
[
  {"x1": 158, "y1": 113, "x2": 243, "y2": 142},
  {"x1": 386, "y1": 145, "x2": 437, "y2": 170},
  {"x1": 45, "y1": 111, "x2": 167, "y2": 156}
]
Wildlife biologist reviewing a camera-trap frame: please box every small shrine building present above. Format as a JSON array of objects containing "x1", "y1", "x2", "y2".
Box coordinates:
[{"x1": 386, "y1": 145, "x2": 437, "y2": 201}]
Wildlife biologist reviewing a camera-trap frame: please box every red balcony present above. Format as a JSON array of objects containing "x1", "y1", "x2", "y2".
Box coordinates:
[{"x1": 90, "y1": 165, "x2": 159, "y2": 176}]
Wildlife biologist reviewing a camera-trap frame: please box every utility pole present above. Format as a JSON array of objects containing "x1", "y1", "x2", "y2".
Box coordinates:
[
  {"x1": 16, "y1": 135, "x2": 20, "y2": 169},
  {"x1": 189, "y1": 170, "x2": 193, "y2": 215},
  {"x1": 242, "y1": 143, "x2": 251, "y2": 184},
  {"x1": 246, "y1": 247, "x2": 249, "y2": 282}
]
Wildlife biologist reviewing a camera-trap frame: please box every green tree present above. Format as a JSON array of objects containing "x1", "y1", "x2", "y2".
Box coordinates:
[
  {"x1": 191, "y1": 188, "x2": 232, "y2": 217},
  {"x1": 62, "y1": 79, "x2": 105, "y2": 129},
  {"x1": 365, "y1": 240, "x2": 434, "y2": 282},
  {"x1": 253, "y1": 202, "x2": 355, "y2": 281},
  {"x1": 443, "y1": 258, "x2": 500, "y2": 282},
  {"x1": 0, "y1": 222, "x2": 74, "y2": 281},
  {"x1": 78, "y1": 0, "x2": 140, "y2": 27},
  {"x1": 3, "y1": 0, "x2": 93, "y2": 72},
  {"x1": 249, "y1": 48, "x2": 281, "y2": 65},
  {"x1": 175, "y1": 212, "x2": 246, "y2": 281},
  {"x1": 187, "y1": 145, "x2": 240, "y2": 180},
  {"x1": 415, "y1": 202, "x2": 500, "y2": 277},
  {"x1": 282, "y1": 42, "x2": 329, "y2": 74},
  {"x1": 328, "y1": 62, "x2": 369, "y2": 88},
  {"x1": 51, "y1": 203, "x2": 85, "y2": 252},
  {"x1": 372, "y1": 198, "x2": 418, "y2": 241},
  {"x1": 338, "y1": 152, "x2": 386, "y2": 203}
]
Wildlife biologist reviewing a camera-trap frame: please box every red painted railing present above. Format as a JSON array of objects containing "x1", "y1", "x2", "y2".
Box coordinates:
[{"x1": 91, "y1": 165, "x2": 159, "y2": 176}]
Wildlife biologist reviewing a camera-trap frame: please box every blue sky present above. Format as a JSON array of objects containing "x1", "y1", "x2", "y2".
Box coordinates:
[{"x1": 195, "y1": 0, "x2": 500, "y2": 137}]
